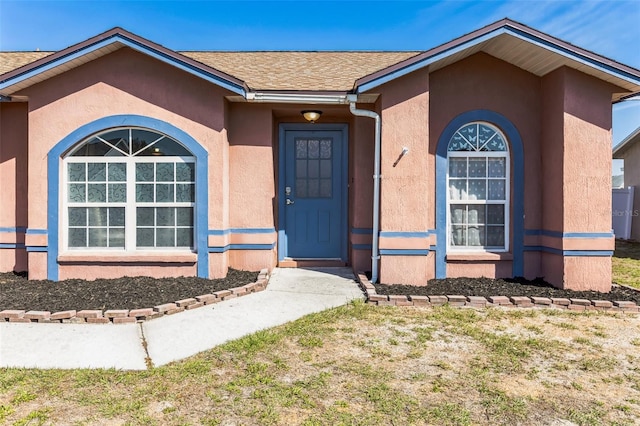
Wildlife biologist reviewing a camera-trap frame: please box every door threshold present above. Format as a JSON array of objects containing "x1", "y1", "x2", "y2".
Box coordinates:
[{"x1": 279, "y1": 259, "x2": 347, "y2": 268}]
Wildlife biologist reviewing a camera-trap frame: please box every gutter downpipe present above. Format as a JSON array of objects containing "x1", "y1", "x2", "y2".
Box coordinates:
[{"x1": 347, "y1": 95, "x2": 381, "y2": 284}]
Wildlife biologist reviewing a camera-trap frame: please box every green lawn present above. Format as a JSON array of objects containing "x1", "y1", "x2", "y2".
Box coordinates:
[
  {"x1": 613, "y1": 239, "x2": 640, "y2": 289},
  {"x1": 1, "y1": 302, "x2": 639, "y2": 425}
]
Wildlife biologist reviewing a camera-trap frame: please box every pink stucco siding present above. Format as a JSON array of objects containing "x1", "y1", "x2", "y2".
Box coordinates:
[{"x1": 0, "y1": 22, "x2": 633, "y2": 292}]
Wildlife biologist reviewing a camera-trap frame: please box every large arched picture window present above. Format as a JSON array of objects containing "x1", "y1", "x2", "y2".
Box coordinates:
[
  {"x1": 62, "y1": 128, "x2": 196, "y2": 251},
  {"x1": 447, "y1": 122, "x2": 509, "y2": 251}
]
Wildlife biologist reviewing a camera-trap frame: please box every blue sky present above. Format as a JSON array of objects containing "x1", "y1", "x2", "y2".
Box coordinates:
[{"x1": 1, "y1": 1, "x2": 638, "y2": 161}]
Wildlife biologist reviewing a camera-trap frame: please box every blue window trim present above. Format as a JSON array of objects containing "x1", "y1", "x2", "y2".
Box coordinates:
[
  {"x1": 436, "y1": 110, "x2": 524, "y2": 278},
  {"x1": 208, "y1": 228, "x2": 276, "y2": 236},
  {"x1": 524, "y1": 229, "x2": 614, "y2": 239},
  {"x1": 47, "y1": 115, "x2": 209, "y2": 281}
]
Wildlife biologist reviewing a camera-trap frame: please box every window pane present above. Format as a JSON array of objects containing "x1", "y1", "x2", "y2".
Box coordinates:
[
  {"x1": 296, "y1": 139, "x2": 307, "y2": 159},
  {"x1": 109, "y1": 208, "x2": 125, "y2": 226},
  {"x1": 296, "y1": 179, "x2": 307, "y2": 198},
  {"x1": 468, "y1": 225, "x2": 485, "y2": 246},
  {"x1": 296, "y1": 160, "x2": 307, "y2": 178},
  {"x1": 131, "y1": 129, "x2": 163, "y2": 153},
  {"x1": 100, "y1": 129, "x2": 130, "y2": 153},
  {"x1": 137, "y1": 228, "x2": 154, "y2": 247},
  {"x1": 488, "y1": 158, "x2": 505, "y2": 177},
  {"x1": 136, "y1": 184, "x2": 154, "y2": 202},
  {"x1": 108, "y1": 184, "x2": 127, "y2": 202},
  {"x1": 451, "y1": 225, "x2": 466, "y2": 246},
  {"x1": 136, "y1": 163, "x2": 154, "y2": 182},
  {"x1": 137, "y1": 207, "x2": 155, "y2": 226},
  {"x1": 308, "y1": 160, "x2": 319, "y2": 178},
  {"x1": 87, "y1": 163, "x2": 106, "y2": 182},
  {"x1": 320, "y1": 159, "x2": 331, "y2": 178},
  {"x1": 136, "y1": 137, "x2": 191, "y2": 156},
  {"x1": 488, "y1": 134, "x2": 507, "y2": 151},
  {"x1": 468, "y1": 158, "x2": 486, "y2": 177},
  {"x1": 176, "y1": 163, "x2": 195, "y2": 182},
  {"x1": 449, "y1": 158, "x2": 466, "y2": 177},
  {"x1": 320, "y1": 139, "x2": 332, "y2": 158},
  {"x1": 467, "y1": 205, "x2": 485, "y2": 225},
  {"x1": 68, "y1": 184, "x2": 86, "y2": 202},
  {"x1": 108, "y1": 163, "x2": 126, "y2": 181},
  {"x1": 68, "y1": 207, "x2": 86, "y2": 226},
  {"x1": 68, "y1": 228, "x2": 86, "y2": 247},
  {"x1": 156, "y1": 228, "x2": 175, "y2": 247},
  {"x1": 87, "y1": 184, "x2": 107, "y2": 202},
  {"x1": 308, "y1": 140, "x2": 319, "y2": 159},
  {"x1": 88, "y1": 207, "x2": 108, "y2": 226},
  {"x1": 450, "y1": 205, "x2": 466, "y2": 224},
  {"x1": 176, "y1": 228, "x2": 193, "y2": 247},
  {"x1": 308, "y1": 179, "x2": 319, "y2": 197},
  {"x1": 488, "y1": 180, "x2": 505, "y2": 200},
  {"x1": 468, "y1": 179, "x2": 486, "y2": 200},
  {"x1": 176, "y1": 208, "x2": 193, "y2": 226},
  {"x1": 487, "y1": 205, "x2": 504, "y2": 224},
  {"x1": 155, "y1": 184, "x2": 174, "y2": 202},
  {"x1": 68, "y1": 163, "x2": 86, "y2": 182},
  {"x1": 109, "y1": 228, "x2": 125, "y2": 248},
  {"x1": 156, "y1": 163, "x2": 174, "y2": 182},
  {"x1": 176, "y1": 184, "x2": 194, "y2": 202},
  {"x1": 449, "y1": 180, "x2": 467, "y2": 201},
  {"x1": 88, "y1": 228, "x2": 108, "y2": 247},
  {"x1": 71, "y1": 139, "x2": 115, "y2": 157},
  {"x1": 320, "y1": 179, "x2": 332, "y2": 198},
  {"x1": 156, "y1": 208, "x2": 175, "y2": 226},
  {"x1": 487, "y1": 226, "x2": 505, "y2": 247}
]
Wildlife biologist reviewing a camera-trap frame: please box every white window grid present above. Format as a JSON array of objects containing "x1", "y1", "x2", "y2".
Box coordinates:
[
  {"x1": 62, "y1": 156, "x2": 196, "y2": 252},
  {"x1": 446, "y1": 124, "x2": 510, "y2": 253}
]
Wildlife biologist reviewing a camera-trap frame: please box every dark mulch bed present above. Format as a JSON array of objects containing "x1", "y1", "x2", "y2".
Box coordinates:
[
  {"x1": 374, "y1": 276, "x2": 640, "y2": 304},
  {"x1": 0, "y1": 269, "x2": 258, "y2": 312}
]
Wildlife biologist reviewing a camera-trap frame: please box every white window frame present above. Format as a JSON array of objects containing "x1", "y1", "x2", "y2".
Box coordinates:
[
  {"x1": 61, "y1": 128, "x2": 196, "y2": 253},
  {"x1": 446, "y1": 123, "x2": 510, "y2": 253}
]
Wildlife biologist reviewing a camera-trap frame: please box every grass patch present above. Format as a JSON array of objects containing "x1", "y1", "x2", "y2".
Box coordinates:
[
  {"x1": 613, "y1": 239, "x2": 640, "y2": 288},
  {"x1": 0, "y1": 303, "x2": 638, "y2": 425}
]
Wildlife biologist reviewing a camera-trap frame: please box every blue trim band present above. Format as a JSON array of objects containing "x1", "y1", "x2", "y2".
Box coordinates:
[
  {"x1": 524, "y1": 246, "x2": 613, "y2": 256},
  {"x1": 436, "y1": 110, "x2": 524, "y2": 278},
  {"x1": 525, "y1": 229, "x2": 613, "y2": 238},
  {"x1": 379, "y1": 231, "x2": 434, "y2": 238},
  {"x1": 26, "y1": 246, "x2": 48, "y2": 252},
  {"x1": 208, "y1": 243, "x2": 276, "y2": 253},
  {"x1": 351, "y1": 228, "x2": 374, "y2": 235},
  {"x1": 48, "y1": 115, "x2": 209, "y2": 281},
  {"x1": 208, "y1": 228, "x2": 276, "y2": 236},
  {"x1": 380, "y1": 249, "x2": 431, "y2": 256},
  {"x1": 26, "y1": 229, "x2": 48, "y2": 235},
  {"x1": 0, "y1": 227, "x2": 28, "y2": 233},
  {"x1": 0, "y1": 243, "x2": 27, "y2": 249}
]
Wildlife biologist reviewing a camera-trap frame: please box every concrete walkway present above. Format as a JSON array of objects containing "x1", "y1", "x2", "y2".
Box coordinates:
[{"x1": 0, "y1": 268, "x2": 363, "y2": 370}]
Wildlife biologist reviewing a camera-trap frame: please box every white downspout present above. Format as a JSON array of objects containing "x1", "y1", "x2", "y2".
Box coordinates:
[{"x1": 348, "y1": 95, "x2": 381, "y2": 283}]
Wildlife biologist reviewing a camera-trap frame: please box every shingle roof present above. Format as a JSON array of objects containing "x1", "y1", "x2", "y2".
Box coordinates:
[
  {"x1": 181, "y1": 51, "x2": 420, "y2": 91},
  {"x1": 0, "y1": 50, "x2": 419, "y2": 92},
  {"x1": 0, "y1": 51, "x2": 53, "y2": 75}
]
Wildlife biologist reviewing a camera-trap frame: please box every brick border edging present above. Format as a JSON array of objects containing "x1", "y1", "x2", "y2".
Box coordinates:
[
  {"x1": 0, "y1": 269, "x2": 270, "y2": 325},
  {"x1": 356, "y1": 272, "x2": 640, "y2": 313}
]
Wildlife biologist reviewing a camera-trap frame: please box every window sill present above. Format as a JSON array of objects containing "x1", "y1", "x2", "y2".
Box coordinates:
[
  {"x1": 446, "y1": 252, "x2": 513, "y2": 261},
  {"x1": 58, "y1": 252, "x2": 197, "y2": 264}
]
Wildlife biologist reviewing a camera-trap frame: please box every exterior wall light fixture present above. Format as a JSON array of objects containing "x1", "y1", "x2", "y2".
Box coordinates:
[{"x1": 301, "y1": 110, "x2": 322, "y2": 123}]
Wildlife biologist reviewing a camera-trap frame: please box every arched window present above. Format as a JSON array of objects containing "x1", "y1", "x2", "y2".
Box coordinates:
[
  {"x1": 447, "y1": 122, "x2": 509, "y2": 251},
  {"x1": 62, "y1": 128, "x2": 196, "y2": 251}
]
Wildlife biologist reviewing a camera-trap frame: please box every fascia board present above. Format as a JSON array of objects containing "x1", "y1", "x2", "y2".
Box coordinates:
[
  {"x1": 0, "y1": 34, "x2": 246, "y2": 96},
  {"x1": 356, "y1": 25, "x2": 640, "y2": 94}
]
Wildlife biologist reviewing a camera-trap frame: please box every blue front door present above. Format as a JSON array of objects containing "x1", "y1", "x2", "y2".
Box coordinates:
[{"x1": 280, "y1": 125, "x2": 347, "y2": 260}]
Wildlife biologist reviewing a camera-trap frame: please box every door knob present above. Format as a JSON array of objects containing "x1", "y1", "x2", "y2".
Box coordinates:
[{"x1": 286, "y1": 199, "x2": 295, "y2": 205}]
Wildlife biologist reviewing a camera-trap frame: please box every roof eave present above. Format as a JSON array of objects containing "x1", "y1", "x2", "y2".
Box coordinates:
[
  {"x1": 0, "y1": 28, "x2": 248, "y2": 97},
  {"x1": 354, "y1": 18, "x2": 640, "y2": 99},
  {"x1": 613, "y1": 126, "x2": 640, "y2": 158}
]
